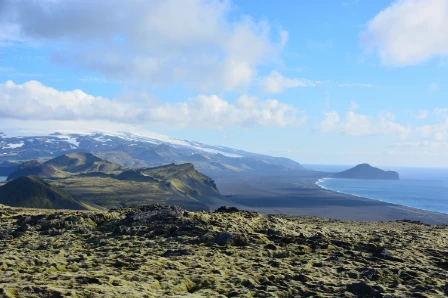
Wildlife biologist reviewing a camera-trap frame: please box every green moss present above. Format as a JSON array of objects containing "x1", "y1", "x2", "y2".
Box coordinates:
[{"x1": 0, "y1": 205, "x2": 446, "y2": 297}]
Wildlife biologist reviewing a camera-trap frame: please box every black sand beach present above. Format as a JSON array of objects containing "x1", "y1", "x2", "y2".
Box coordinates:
[{"x1": 213, "y1": 172, "x2": 448, "y2": 225}]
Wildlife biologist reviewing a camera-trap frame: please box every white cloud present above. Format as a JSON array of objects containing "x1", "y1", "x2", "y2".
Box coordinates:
[
  {"x1": 0, "y1": 80, "x2": 305, "y2": 129},
  {"x1": 416, "y1": 117, "x2": 448, "y2": 141},
  {"x1": 360, "y1": 0, "x2": 448, "y2": 66},
  {"x1": 349, "y1": 101, "x2": 358, "y2": 111},
  {"x1": 320, "y1": 111, "x2": 340, "y2": 132},
  {"x1": 260, "y1": 71, "x2": 318, "y2": 93},
  {"x1": 434, "y1": 108, "x2": 448, "y2": 116},
  {"x1": 320, "y1": 110, "x2": 412, "y2": 139},
  {"x1": 0, "y1": 0, "x2": 286, "y2": 91},
  {"x1": 415, "y1": 110, "x2": 428, "y2": 119}
]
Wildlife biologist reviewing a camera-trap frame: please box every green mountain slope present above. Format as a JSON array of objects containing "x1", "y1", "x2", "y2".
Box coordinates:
[
  {"x1": 4, "y1": 152, "x2": 229, "y2": 211},
  {"x1": 7, "y1": 160, "x2": 67, "y2": 181},
  {"x1": 0, "y1": 176, "x2": 95, "y2": 210},
  {"x1": 44, "y1": 152, "x2": 121, "y2": 173},
  {"x1": 118, "y1": 163, "x2": 219, "y2": 198},
  {"x1": 52, "y1": 163, "x2": 224, "y2": 211}
]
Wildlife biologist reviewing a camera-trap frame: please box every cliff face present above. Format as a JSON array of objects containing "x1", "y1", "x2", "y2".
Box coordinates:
[{"x1": 333, "y1": 164, "x2": 399, "y2": 180}]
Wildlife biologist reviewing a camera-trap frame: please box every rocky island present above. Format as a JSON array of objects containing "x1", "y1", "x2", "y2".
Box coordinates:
[
  {"x1": 0, "y1": 204, "x2": 446, "y2": 297},
  {"x1": 332, "y1": 164, "x2": 400, "y2": 180}
]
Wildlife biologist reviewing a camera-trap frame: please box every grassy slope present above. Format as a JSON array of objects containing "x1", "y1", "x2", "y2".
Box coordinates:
[
  {"x1": 4, "y1": 152, "x2": 225, "y2": 212},
  {"x1": 7, "y1": 161, "x2": 68, "y2": 180},
  {"x1": 0, "y1": 176, "x2": 96, "y2": 210},
  {"x1": 50, "y1": 164, "x2": 221, "y2": 211},
  {"x1": 45, "y1": 152, "x2": 121, "y2": 173}
]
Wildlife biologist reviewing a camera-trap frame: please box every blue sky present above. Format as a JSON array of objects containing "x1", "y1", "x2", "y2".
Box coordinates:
[{"x1": 0, "y1": 0, "x2": 447, "y2": 167}]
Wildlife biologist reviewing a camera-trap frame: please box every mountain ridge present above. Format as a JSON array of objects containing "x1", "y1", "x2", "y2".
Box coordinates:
[
  {"x1": 45, "y1": 152, "x2": 121, "y2": 173},
  {"x1": 0, "y1": 131, "x2": 303, "y2": 174},
  {"x1": 6, "y1": 152, "x2": 122, "y2": 180},
  {"x1": 2, "y1": 151, "x2": 224, "y2": 211},
  {"x1": 1, "y1": 151, "x2": 227, "y2": 211},
  {"x1": 7, "y1": 160, "x2": 66, "y2": 180}
]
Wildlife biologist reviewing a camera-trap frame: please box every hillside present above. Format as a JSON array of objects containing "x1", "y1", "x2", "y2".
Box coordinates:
[
  {"x1": 44, "y1": 152, "x2": 121, "y2": 173},
  {"x1": 0, "y1": 204, "x2": 446, "y2": 297},
  {"x1": 50, "y1": 163, "x2": 225, "y2": 211},
  {"x1": 6, "y1": 153, "x2": 121, "y2": 180},
  {"x1": 0, "y1": 176, "x2": 94, "y2": 210},
  {"x1": 7, "y1": 160, "x2": 66, "y2": 181},
  {"x1": 121, "y1": 163, "x2": 219, "y2": 195},
  {"x1": 332, "y1": 164, "x2": 400, "y2": 180},
  {"x1": 2, "y1": 151, "x2": 226, "y2": 211}
]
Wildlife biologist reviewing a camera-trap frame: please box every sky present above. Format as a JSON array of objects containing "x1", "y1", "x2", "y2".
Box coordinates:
[{"x1": 0, "y1": 0, "x2": 447, "y2": 167}]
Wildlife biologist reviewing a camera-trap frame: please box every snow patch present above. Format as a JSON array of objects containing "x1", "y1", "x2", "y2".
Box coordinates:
[
  {"x1": 93, "y1": 136, "x2": 112, "y2": 143},
  {"x1": 11, "y1": 129, "x2": 244, "y2": 158},
  {"x1": 57, "y1": 136, "x2": 80, "y2": 147},
  {"x1": 2, "y1": 142, "x2": 24, "y2": 149},
  {"x1": 92, "y1": 130, "x2": 242, "y2": 157}
]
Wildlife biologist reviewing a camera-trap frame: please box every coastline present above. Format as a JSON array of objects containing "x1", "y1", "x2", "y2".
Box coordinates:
[
  {"x1": 315, "y1": 177, "x2": 448, "y2": 216},
  {"x1": 214, "y1": 174, "x2": 448, "y2": 225},
  {"x1": 2, "y1": 172, "x2": 448, "y2": 224}
]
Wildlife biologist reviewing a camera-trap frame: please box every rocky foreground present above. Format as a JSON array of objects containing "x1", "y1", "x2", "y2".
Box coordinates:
[{"x1": 0, "y1": 205, "x2": 447, "y2": 298}]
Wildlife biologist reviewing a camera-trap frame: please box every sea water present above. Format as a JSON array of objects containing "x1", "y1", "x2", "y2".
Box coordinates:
[{"x1": 308, "y1": 165, "x2": 448, "y2": 215}]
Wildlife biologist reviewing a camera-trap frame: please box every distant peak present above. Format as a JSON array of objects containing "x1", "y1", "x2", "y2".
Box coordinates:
[
  {"x1": 19, "y1": 160, "x2": 42, "y2": 168},
  {"x1": 356, "y1": 163, "x2": 371, "y2": 167}
]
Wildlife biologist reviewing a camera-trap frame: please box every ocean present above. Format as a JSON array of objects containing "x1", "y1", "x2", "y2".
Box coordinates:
[{"x1": 305, "y1": 165, "x2": 448, "y2": 215}]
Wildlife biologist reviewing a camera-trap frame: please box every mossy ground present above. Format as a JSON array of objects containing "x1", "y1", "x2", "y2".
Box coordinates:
[{"x1": 0, "y1": 205, "x2": 447, "y2": 297}]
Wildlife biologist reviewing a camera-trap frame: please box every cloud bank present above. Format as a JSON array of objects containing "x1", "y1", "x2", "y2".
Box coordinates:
[
  {"x1": 320, "y1": 110, "x2": 412, "y2": 139},
  {"x1": 0, "y1": 80, "x2": 305, "y2": 129},
  {"x1": 259, "y1": 71, "x2": 318, "y2": 93},
  {"x1": 416, "y1": 118, "x2": 448, "y2": 141},
  {"x1": 0, "y1": 0, "x2": 287, "y2": 91}
]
